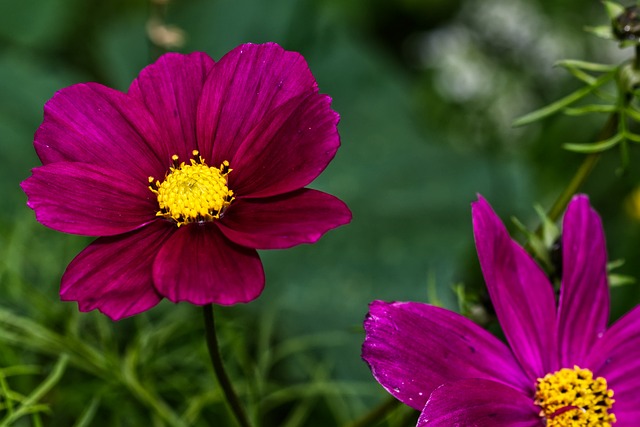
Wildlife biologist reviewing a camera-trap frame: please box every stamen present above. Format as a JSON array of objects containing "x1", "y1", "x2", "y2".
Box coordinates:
[
  {"x1": 149, "y1": 153, "x2": 234, "y2": 227},
  {"x1": 534, "y1": 366, "x2": 616, "y2": 427}
]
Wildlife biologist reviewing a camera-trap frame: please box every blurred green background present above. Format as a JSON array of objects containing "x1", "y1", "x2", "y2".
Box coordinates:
[{"x1": 1, "y1": 0, "x2": 640, "y2": 425}]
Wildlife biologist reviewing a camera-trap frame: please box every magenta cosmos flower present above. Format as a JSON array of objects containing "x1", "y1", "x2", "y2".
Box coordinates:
[
  {"x1": 21, "y1": 43, "x2": 351, "y2": 321},
  {"x1": 363, "y1": 195, "x2": 639, "y2": 426}
]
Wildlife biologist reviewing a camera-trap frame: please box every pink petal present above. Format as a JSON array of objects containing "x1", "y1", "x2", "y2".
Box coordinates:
[
  {"x1": 586, "y1": 305, "x2": 640, "y2": 425},
  {"x1": 418, "y1": 379, "x2": 541, "y2": 427},
  {"x1": 472, "y1": 196, "x2": 558, "y2": 379},
  {"x1": 34, "y1": 82, "x2": 166, "y2": 183},
  {"x1": 152, "y1": 223, "x2": 265, "y2": 305},
  {"x1": 557, "y1": 195, "x2": 609, "y2": 367},
  {"x1": 229, "y1": 93, "x2": 340, "y2": 198},
  {"x1": 362, "y1": 301, "x2": 531, "y2": 411},
  {"x1": 196, "y1": 43, "x2": 318, "y2": 164},
  {"x1": 21, "y1": 162, "x2": 156, "y2": 236},
  {"x1": 60, "y1": 221, "x2": 175, "y2": 320},
  {"x1": 217, "y1": 189, "x2": 351, "y2": 249},
  {"x1": 128, "y1": 52, "x2": 215, "y2": 162}
]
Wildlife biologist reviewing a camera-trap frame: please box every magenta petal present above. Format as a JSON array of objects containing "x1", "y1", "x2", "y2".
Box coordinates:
[
  {"x1": 586, "y1": 305, "x2": 640, "y2": 425},
  {"x1": 229, "y1": 93, "x2": 340, "y2": 198},
  {"x1": 362, "y1": 301, "x2": 530, "y2": 411},
  {"x1": 472, "y1": 196, "x2": 558, "y2": 378},
  {"x1": 60, "y1": 221, "x2": 174, "y2": 320},
  {"x1": 217, "y1": 189, "x2": 351, "y2": 249},
  {"x1": 34, "y1": 82, "x2": 166, "y2": 182},
  {"x1": 197, "y1": 43, "x2": 318, "y2": 164},
  {"x1": 128, "y1": 52, "x2": 215, "y2": 162},
  {"x1": 557, "y1": 195, "x2": 609, "y2": 367},
  {"x1": 418, "y1": 379, "x2": 541, "y2": 427},
  {"x1": 153, "y1": 223, "x2": 265, "y2": 305},
  {"x1": 22, "y1": 162, "x2": 156, "y2": 236}
]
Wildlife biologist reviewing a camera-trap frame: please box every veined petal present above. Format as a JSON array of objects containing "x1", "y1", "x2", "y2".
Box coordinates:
[
  {"x1": 229, "y1": 93, "x2": 340, "y2": 198},
  {"x1": 586, "y1": 305, "x2": 640, "y2": 425},
  {"x1": 21, "y1": 162, "x2": 156, "y2": 236},
  {"x1": 128, "y1": 52, "x2": 215, "y2": 162},
  {"x1": 362, "y1": 301, "x2": 530, "y2": 411},
  {"x1": 197, "y1": 43, "x2": 318, "y2": 164},
  {"x1": 418, "y1": 379, "x2": 541, "y2": 427},
  {"x1": 557, "y1": 195, "x2": 609, "y2": 367},
  {"x1": 472, "y1": 196, "x2": 558, "y2": 379},
  {"x1": 152, "y1": 223, "x2": 265, "y2": 305},
  {"x1": 34, "y1": 82, "x2": 166, "y2": 183},
  {"x1": 60, "y1": 221, "x2": 175, "y2": 320},
  {"x1": 217, "y1": 189, "x2": 351, "y2": 249}
]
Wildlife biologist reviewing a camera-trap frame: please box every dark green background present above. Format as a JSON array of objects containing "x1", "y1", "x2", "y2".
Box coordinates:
[{"x1": 1, "y1": 0, "x2": 639, "y2": 425}]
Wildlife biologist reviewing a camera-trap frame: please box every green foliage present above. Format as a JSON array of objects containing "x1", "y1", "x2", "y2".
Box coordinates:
[
  {"x1": 1, "y1": 0, "x2": 640, "y2": 425},
  {"x1": 513, "y1": 2, "x2": 640, "y2": 168}
]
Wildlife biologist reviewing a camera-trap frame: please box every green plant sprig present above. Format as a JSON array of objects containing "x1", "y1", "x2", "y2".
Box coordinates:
[{"x1": 513, "y1": 1, "x2": 640, "y2": 168}]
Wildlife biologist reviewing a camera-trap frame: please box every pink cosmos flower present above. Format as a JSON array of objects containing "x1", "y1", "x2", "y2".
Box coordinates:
[
  {"x1": 362, "y1": 195, "x2": 639, "y2": 426},
  {"x1": 21, "y1": 43, "x2": 351, "y2": 321}
]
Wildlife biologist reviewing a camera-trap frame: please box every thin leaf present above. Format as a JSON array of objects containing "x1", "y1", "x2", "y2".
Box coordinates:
[
  {"x1": 555, "y1": 59, "x2": 617, "y2": 72},
  {"x1": 609, "y1": 273, "x2": 635, "y2": 286},
  {"x1": 607, "y1": 259, "x2": 626, "y2": 270},
  {"x1": 564, "y1": 66, "x2": 597, "y2": 85},
  {"x1": 0, "y1": 355, "x2": 69, "y2": 427},
  {"x1": 624, "y1": 132, "x2": 640, "y2": 143},
  {"x1": 584, "y1": 25, "x2": 615, "y2": 40},
  {"x1": 603, "y1": 0, "x2": 626, "y2": 20},
  {"x1": 511, "y1": 216, "x2": 552, "y2": 271},
  {"x1": 563, "y1": 104, "x2": 617, "y2": 115},
  {"x1": 563, "y1": 133, "x2": 623, "y2": 153},
  {"x1": 624, "y1": 106, "x2": 640, "y2": 122},
  {"x1": 533, "y1": 205, "x2": 560, "y2": 248},
  {"x1": 72, "y1": 397, "x2": 100, "y2": 427},
  {"x1": 513, "y1": 73, "x2": 614, "y2": 126}
]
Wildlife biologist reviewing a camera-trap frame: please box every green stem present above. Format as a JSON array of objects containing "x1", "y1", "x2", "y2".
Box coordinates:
[
  {"x1": 546, "y1": 153, "x2": 600, "y2": 223},
  {"x1": 203, "y1": 305, "x2": 252, "y2": 427},
  {"x1": 545, "y1": 112, "x2": 619, "y2": 223}
]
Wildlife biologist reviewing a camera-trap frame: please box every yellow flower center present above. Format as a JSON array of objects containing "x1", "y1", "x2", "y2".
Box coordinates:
[
  {"x1": 149, "y1": 151, "x2": 234, "y2": 226},
  {"x1": 534, "y1": 366, "x2": 616, "y2": 427}
]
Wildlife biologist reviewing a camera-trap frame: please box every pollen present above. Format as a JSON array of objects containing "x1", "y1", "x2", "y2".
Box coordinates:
[
  {"x1": 534, "y1": 366, "x2": 616, "y2": 427},
  {"x1": 149, "y1": 150, "x2": 234, "y2": 226}
]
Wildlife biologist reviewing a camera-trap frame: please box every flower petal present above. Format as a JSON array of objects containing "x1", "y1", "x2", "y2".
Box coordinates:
[
  {"x1": 418, "y1": 379, "x2": 541, "y2": 427},
  {"x1": 196, "y1": 43, "x2": 318, "y2": 164},
  {"x1": 153, "y1": 223, "x2": 265, "y2": 305},
  {"x1": 229, "y1": 93, "x2": 340, "y2": 198},
  {"x1": 217, "y1": 189, "x2": 351, "y2": 249},
  {"x1": 60, "y1": 221, "x2": 175, "y2": 320},
  {"x1": 21, "y1": 162, "x2": 156, "y2": 236},
  {"x1": 34, "y1": 82, "x2": 166, "y2": 183},
  {"x1": 362, "y1": 300, "x2": 530, "y2": 411},
  {"x1": 472, "y1": 196, "x2": 558, "y2": 378},
  {"x1": 128, "y1": 52, "x2": 215, "y2": 162},
  {"x1": 586, "y1": 305, "x2": 640, "y2": 425},
  {"x1": 557, "y1": 195, "x2": 609, "y2": 367}
]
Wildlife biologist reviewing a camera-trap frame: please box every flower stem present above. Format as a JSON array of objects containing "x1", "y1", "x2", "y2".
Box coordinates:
[
  {"x1": 545, "y1": 111, "x2": 619, "y2": 223},
  {"x1": 546, "y1": 153, "x2": 600, "y2": 223},
  {"x1": 202, "y1": 304, "x2": 252, "y2": 427}
]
